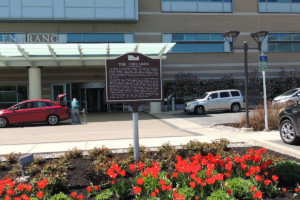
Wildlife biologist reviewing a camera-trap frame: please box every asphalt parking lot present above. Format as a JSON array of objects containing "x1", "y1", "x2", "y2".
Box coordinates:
[
  {"x1": 172, "y1": 110, "x2": 244, "y2": 126},
  {"x1": 173, "y1": 110, "x2": 300, "y2": 151}
]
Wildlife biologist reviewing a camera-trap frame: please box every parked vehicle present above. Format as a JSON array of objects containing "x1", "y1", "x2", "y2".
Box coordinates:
[
  {"x1": 278, "y1": 100, "x2": 300, "y2": 144},
  {"x1": 0, "y1": 94, "x2": 70, "y2": 128},
  {"x1": 183, "y1": 89, "x2": 244, "y2": 114},
  {"x1": 272, "y1": 88, "x2": 300, "y2": 105}
]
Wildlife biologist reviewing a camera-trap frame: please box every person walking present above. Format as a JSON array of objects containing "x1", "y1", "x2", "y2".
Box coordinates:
[{"x1": 71, "y1": 98, "x2": 81, "y2": 125}]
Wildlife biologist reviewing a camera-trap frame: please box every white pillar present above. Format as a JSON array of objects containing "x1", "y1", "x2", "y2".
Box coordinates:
[
  {"x1": 28, "y1": 67, "x2": 42, "y2": 99},
  {"x1": 150, "y1": 102, "x2": 161, "y2": 113}
]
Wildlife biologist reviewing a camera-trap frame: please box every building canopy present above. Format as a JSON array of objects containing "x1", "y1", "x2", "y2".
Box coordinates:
[{"x1": 0, "y1": 43, "x2": 175, "y2": 67}]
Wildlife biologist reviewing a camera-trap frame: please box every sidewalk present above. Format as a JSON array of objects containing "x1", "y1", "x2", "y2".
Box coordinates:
[{"x1": 0, "y1": 111, "x2": 299, "y2": 159}]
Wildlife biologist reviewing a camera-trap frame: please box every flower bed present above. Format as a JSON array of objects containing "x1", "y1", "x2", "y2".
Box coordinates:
[{"x1": 0, "y1": 139, "x2": 300, "y2": 200}]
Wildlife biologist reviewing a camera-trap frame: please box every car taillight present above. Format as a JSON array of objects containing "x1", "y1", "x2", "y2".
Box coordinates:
[{"x1": 279, "y1": 108, "x2": 284, "y2": 114}]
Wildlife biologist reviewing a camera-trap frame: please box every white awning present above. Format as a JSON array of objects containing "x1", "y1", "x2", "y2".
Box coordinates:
[{"x1": 0, "y1": 43, "x2": 175, "y2": 67}]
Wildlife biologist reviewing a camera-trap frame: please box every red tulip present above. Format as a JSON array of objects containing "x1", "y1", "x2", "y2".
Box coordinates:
[
  {"x1": 71, "y1": 192, "x2": 77, "y2": 198},
  {"x1": 86, "y1": 186, "x2": 92, "y2": 193},
  {"x1": 37, "y1": 191, "x2": 43, "y2": 199}
]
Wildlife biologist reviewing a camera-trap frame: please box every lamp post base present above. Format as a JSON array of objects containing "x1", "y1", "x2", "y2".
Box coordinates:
[
  {"x1": 15, "y1": 176, "x2": 30, "y2": 183},
  {"x1": 241, "y1": 127, "x2": 254, "y2": 132}
]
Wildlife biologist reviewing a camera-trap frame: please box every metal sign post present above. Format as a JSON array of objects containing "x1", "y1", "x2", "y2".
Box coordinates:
[
  {"x1": 130, "y1": 104, "x2": 141, "y2": 161},
  {"x1": 105, "y1": 53, "x2": 162, "y2": 161},
  {"x1": 259, "y1": 53, "x2": 269, "y2": 131}
]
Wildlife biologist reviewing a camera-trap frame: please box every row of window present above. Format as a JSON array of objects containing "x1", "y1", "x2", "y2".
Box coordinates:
[
  {"x1": 0, "y1": 32, "x2": 298, "y2": 53},
  {"x1": 0, "y1": 33, "x2": 134, "y2": 43},
  {"x1": 168, "y1": 33, "x2": 224, "y2": 53},
  {"x1": 167, "y1": 33, "x2": 300, "y2": 53},
  {"x1": 162, "y1": 0, "x2": 231, "y2": 2},
  {"x1": 259, "y1": 0, "x2": 300, "y2": 2},
  {"x1": 162, "y1": 0, "x2": 300, "y2": 13},
  {"x1": 268, "y1": 33, "x2": 300, "y2": 52}
]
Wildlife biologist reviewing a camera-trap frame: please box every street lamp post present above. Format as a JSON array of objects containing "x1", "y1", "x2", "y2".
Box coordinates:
[
  {"x1": 243, "y1": 41, "x2": 250, "y2": 128},
  {"x1": 223, "y1": 31, "x2": 268, "y2": 130}
]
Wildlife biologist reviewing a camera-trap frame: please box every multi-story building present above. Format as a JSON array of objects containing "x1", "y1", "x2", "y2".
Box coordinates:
[{"x1": 0, "y1": 0, "x2": 299, "y2": 112}]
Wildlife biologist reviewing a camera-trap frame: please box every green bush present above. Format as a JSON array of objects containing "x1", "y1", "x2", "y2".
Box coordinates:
[
  {"x1": 207, "y1": 189, "x2": 236, "y2": 200},
  {"x1": 274, "y1": 160, "x2": 300, "y2": 186},
  {"x1": 0, "y1": 161, "x2": 8, "y2": 170},
  {"x1": 49, "y1": 192, "x2": 71, "y2": 200},
  {"x1": 5, "y1": 152, "x2": 20, "y2": 164},
  {"x1": 95, "y1": 189, "x2": 113, "y2": 200},
  {"x1": 88, "y1": 146, "x2": 113, "y2": 160},
  {"x1": 64, "y1": 147, "x2": 83, "y2": 159},
  {"x1": 182, "y1": 138, "x2": 229, "y2": 156},
  {"x1": 112, "y1": 178, "x2": 131, "y2": 200},
  {"x1": 225, "y1": 177, "x2": 253, "y2": 200}
]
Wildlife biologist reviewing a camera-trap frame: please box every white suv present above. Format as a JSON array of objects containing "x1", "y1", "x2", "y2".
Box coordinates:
[
  {"x1": 272, "y1": 88, "x2": 300, "y2": 105},
  {"x1": 183, "y1": 89, "x2": 245, "y2": 114}
]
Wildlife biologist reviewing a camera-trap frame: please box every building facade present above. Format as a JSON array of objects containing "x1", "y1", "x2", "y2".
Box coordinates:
[{"x1": 0, "y1": 0, "x2": 299, "y2": 111}]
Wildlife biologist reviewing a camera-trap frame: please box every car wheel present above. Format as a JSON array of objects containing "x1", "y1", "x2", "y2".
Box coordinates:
[
  {"x1": 195, "y1": 106, "x2": 204, "y2": 114},
  {"x1": 231, "y1": 103, "x2": 241, "y2": 112},
  {"x1": 47, "y1": 114, "x2": 59, "y2": 125},
  {"x1": 280, "y1": 120, "x2": 300, "y2": 144},
  {"x1": 0, "y1": 117, "x2": 8, "y2": 128}
]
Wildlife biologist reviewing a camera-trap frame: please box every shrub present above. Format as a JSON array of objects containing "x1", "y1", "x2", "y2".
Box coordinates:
[
  {"x1": 5, "y1": 152, "x2": 20, "y2": 164},
  {"x1": 49, "y1": 192, "x2": 71, "y2": 200},
  {"x1": 207, "y1": 189, "x2": 236, "y2": 200},
  {"x1": 88, "y1": 146, "x2": 113, "y2": 160},
  {"x1": 0, "y1": 161, "x2": 8, "y2": 170},
  {"x1": 112, "y1": 178, "x2": 131, "y2": 200},
  {"x1": 33, "y1": 156, "x2": 46, "y2": 165},
  {"x1": 156, "y1": 142, "x2": 179, "y2": 170},
  {"x1": 225, "y1": 177, "x2": 254, "y2": 199},
  {"x1": 64, "y1": 147, "x2": 83, "y2": 159},
  {"x1": 95, "y1": 189, "x2": 113, "y2": 200},
  {"x1": 236, "y1": 101, "x2": 293, "y2": 131},
  {"x1": 182, "y1": 138, "x2": 229, "y2": 156},
  {"x1": 273, "y1": 160, "x2": 300, "y2": 186}
]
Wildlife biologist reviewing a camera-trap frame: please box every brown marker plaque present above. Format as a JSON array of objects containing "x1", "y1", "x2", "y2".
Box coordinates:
[{"x1": 105, "y1": 53, "x2": 162, "y2": 104}]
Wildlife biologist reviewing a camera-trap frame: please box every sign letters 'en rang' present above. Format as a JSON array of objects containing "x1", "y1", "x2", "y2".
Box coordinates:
[{"x1": 105, "y1": 53, "x2": 162, "y2": 104}]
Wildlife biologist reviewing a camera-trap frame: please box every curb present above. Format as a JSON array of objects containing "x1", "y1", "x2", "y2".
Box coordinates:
[{"x1": 247, "y1": 139, "x2": 300, "y2": 159}]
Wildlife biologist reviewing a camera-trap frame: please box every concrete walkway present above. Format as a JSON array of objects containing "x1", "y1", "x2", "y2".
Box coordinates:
[{"x1": 0, "y1": 111, "x2": 299, "y2": 159}]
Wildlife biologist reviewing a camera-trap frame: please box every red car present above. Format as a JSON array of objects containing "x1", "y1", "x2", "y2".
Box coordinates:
[{"x1": 0, "y1": 94, "x2": 70, "y2": 128}]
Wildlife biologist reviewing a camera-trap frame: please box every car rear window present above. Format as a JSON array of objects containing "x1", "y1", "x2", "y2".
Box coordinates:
[
  {"x1": 45, "y1": 102, "x2": 56, "y2": 107},
  {"x1": 32, "y1": 101, "x2": 53, "y2": 108},
  {"x1": 231, "y1": 91, "x2": 240, "y2": 97},
  {"x1": 220, "y1": 92, "x2": 230, "y2": 98}
]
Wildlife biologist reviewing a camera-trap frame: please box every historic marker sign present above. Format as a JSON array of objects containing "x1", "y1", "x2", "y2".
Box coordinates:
[{"x1": 105, "y1": 53, "x2": 162, "y2": 104}]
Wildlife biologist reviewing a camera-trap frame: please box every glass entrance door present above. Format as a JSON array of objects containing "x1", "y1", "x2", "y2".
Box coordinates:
[
  {"x1": 51, "y1": 83, "x2": 71, "y2": 105},
  {"x1": 80, "y1": 88, "x2": 104, "y2": 112},
  {"x1": 51, "y1": 84, "x2": 66, "y2": 101}
]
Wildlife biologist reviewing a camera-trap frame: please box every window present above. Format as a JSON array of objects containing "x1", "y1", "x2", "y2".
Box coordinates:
[
  {"x1": 259, "y1": 0, "x2": 300, "y2": 13},
  {"x1": 210, "y1": 93, "x2": 218, "y2": 99},
  {"x1": 32, "y1": 101, "x2": 49, "y2": 108},
  {"x1": 162, "y1": 0, "x2": 232, "y2": 12},
  {"x1": 15, "y1": 103, "x2": 31, "y2": 110},
  {"x1": 231, "y1": 91, "x2": 240, "y2": 97},
  {"x1": 0, "y1": 84, "x2": 27, "y2": 109},
  {"x1": 165, "y1": 33, "x2": 225, "y2": 53},
  {"x1": 66, "y1": 33, "x2": 126, "y2": 43},
  {"x1": 259, "y1": 0, "x2": 300, "y2": 2},
  {"x1": 220, "y1": 92, "x2": 230, "y2": 98},
  {"x1": 267, "y1": 33, "x2": 300, "y2": 52},
  {"x1": 46, "y1": 102, "x2": 56, "y2": 107}
]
